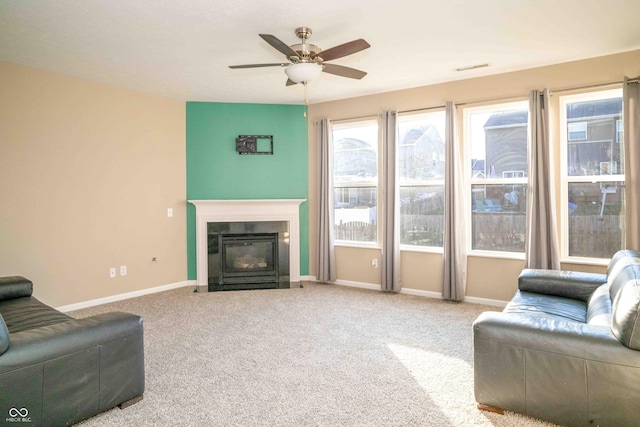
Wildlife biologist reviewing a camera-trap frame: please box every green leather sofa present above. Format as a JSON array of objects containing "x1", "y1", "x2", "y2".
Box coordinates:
[
  {"x1": 0, "y1": 276, "x2": 144, "y2": 427},
  {"x1": 474, "y1": 249, "x2": 640, "y2": 426}
]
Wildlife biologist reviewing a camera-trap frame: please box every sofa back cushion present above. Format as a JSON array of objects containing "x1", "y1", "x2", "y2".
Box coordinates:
[
  {"x1": 587, "y1": 284, "x2": 612, "y2": 326},
  {"x1": 0, "y1": 314, "x2": 9, "y2": 356},
  {"x1": 608, "y1": 250, "x2": 640, "y2": 350}
]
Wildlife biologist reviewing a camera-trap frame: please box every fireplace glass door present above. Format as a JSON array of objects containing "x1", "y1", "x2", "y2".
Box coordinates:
[{"x1": 219, "y1": 233, "x2": 279, "y2": 287}]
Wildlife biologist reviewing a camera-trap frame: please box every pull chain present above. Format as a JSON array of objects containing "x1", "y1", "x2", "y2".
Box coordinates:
[{"x1": 304, "y1": 82, "x2": 308, "y2": 117}]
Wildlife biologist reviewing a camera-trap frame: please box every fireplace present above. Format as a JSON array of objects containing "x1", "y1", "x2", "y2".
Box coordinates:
[
  {"x1": 188, "y1": 199, "x2": 305, "y2": 293},
  {"x1": 208, "y1": 222, "x2": 288, "y2": 291}
]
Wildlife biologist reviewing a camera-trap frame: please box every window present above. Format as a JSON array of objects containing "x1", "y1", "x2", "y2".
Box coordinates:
[
  {"x1": 397, "y1": 111, "x2": 446, "y2": 248},
  {"x1": 465, "y1": 101, "x2": 529, "y2": 253},
  {"x1": 616, "y1": 119, "x2": 623, "y2": 143},
  {"x1": 560, "y1": 89, "x2": 624, "y2": 260},
  {"x1": 332, "y1": 120, "x2": 379, "y2": 244},
  {"x1": 568, "y1": 121, "x2": 588, "y2": 141}
]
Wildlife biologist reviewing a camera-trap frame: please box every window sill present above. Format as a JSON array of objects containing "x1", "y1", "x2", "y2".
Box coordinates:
[
  {"x1": 560, "y1": 257, "x2": 610, "y2": 267},
  {"x1": 400, "y1": 245, "x2": 443, "y2": 254},
  {"x1": 334, "y1": 241, "x2": 381, "y2": 250},
  {"x1": 468, "y1": 250, "x2": 526, "y2": 261}
]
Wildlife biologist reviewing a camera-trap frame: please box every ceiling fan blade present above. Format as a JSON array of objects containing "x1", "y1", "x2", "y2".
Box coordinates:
[
  {"x1": 322, "y1": 63, "x2": 367, "y2": 79},
  {"x1": 313, "y1": 39, "x2": 370, "y2": 62},
  {"x1": 229, "y1": 63, "x2": 288, "y2": 69},
  {"x1": 286, "y1": 79, "x2": 298, "y2": 86},
  {"x1": 259, "y1": 34, "x2": 300, "y2": 59}
]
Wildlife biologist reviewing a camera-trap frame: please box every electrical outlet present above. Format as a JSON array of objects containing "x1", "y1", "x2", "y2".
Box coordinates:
[
  {"x1": 109, "y1": 267, "x2": 116, "y2": 278},
  {"x1": 167, "y1": 208, "x2": 173, "y2": 217},
  {"x1": 120, "y1": 265, "x2": 127, "y2": 276}
]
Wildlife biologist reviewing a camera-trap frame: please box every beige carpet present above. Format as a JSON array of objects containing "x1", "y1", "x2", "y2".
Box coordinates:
[{"x1": 72, "y1": 282, "x2": 557, "y2": 427}]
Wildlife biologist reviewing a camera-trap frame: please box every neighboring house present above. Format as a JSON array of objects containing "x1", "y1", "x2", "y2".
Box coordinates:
[
  {"x1": 566, "y1": 98, "x2": 623, "y2": 176},
  {"x1": 471, "y1": 159, "x2": 485, "y2": 179},
  {"x1": 483, "y1": 110, "x2": 529, "y2": 178},
  {"x1": 483, "y1": 98, "x2": 623, "y2": 177},
  {"x1": 398, "y1": 124, "x2": 445, "y2": 217},
  {"x1": 398, "y1": 124, "x2": 445, "y2": 180},
  {"x1": 333, "y1": 137, "x2": 377, "y2": 181}
]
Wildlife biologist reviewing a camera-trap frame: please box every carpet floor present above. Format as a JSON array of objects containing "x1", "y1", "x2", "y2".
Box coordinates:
[{"x1": 72, "y1": 282, "x2": 557, "y2": 427}]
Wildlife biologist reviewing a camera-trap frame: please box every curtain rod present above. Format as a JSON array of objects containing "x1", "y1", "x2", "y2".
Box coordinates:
[
  {"x1": 547, "y1": 78, "x2": 637, "y2": 95},
  {"x1": 456, "y1": 78, "x2": 639, "y2": 107},
  {"x1": 318, "y1": 77, "x2": 639, "y2": 122},
  {"x1": 398, "y1": 104, "x2": 446, "y2": 114},
  {"x1": 328, "y1": 114, "x2": 379, "y2": 124},
  {"x1": 429, "y1": 78, "x2": 639, "y2": 109}
]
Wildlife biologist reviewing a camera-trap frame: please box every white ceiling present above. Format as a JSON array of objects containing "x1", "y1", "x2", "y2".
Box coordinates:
[{"x1": 1, "y1": 0, "x2": 639, "y2": 105}]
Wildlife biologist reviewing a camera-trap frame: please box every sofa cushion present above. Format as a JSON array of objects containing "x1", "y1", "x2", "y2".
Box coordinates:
[
  {"x1": 608, "y1": 250, "x2": 640, "y2": 350},
  {"x1": 0, "y1": 297, "x2": 72, "y2": 334},
  {"x1": 0, "y1": 276, "x2": 33, "y2": 301},
  {"x1": 0, "y1": 314, "x2": 8, "y2": 356}
]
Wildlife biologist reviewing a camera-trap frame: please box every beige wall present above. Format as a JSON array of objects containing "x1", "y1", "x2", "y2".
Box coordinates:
[
  {"x1": 0, "y1": 62, "x2": 187, "y2": 307},
  {"x1": 308, "y1": 49, "x2": 640, "y2": 302}
]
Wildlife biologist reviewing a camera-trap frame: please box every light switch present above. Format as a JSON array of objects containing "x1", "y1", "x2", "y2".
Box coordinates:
[{"x1": 167, "y1": 208, "x2": 173, "y2": 217}]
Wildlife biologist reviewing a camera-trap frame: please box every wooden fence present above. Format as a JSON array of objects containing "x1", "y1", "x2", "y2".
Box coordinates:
[
  {"x1": 335, "y1": 213, "x2": 622, "y2": 258},
  {"x1": 335, "y1": 221, "x2": 376, "y2": 242}
]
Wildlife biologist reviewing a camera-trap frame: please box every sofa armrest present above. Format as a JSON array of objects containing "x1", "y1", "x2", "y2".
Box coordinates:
[
  {"x1": 518, "y1": 269, "x2": 607, "y2": 302},
  {"x1": 473, "y1": 311, "x2": 639, "y2": 366},
  {"x1": 0, "y1": 311, "x2": 143, "y2": 374},
  {"x1": 0, "y1": 276, "x2": 33, "y2": 301}
]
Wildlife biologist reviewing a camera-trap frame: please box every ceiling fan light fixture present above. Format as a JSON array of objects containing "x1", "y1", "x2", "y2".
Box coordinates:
[{"x1": 285, "y1": 63, "x2": 323, "y2": 84}]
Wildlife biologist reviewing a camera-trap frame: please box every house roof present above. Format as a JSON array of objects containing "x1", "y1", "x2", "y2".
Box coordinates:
[
  {"x1": 567, "y1": 98, "x2": 623, "y2": 120},
  {"x1": 483, "y1": 97, "x2": 623, "y2": 128},
  {"x1": 0, "y1": 1, "x2": 639, "y2": 104},
  {"x1": 484, "y1": 111, "x2": 528, "y2": 128}
]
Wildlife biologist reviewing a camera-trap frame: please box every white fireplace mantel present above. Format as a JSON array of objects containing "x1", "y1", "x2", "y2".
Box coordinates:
[{"x1": 188, "y1": 199, "x2": 306, "y2": 291}]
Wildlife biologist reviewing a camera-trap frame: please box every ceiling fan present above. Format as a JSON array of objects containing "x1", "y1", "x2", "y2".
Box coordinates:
[{"x1": 229, "y1": 27, "x2": 370, "y2": 86}]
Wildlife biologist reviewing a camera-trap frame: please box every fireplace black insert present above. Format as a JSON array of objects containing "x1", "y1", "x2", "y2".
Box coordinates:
[{"x1": 208, "y1": 232, "x2": 284, "y2": 291}]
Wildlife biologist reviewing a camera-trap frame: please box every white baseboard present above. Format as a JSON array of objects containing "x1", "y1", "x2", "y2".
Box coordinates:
[
  {"x1": 307, "y1": 277, "x2": 508, "y2": 307},
  {"x1": 462, "y1": 296, "x2": 508, "y2": 307},
  {"x1": 399, "y1": 287, "x2": 443, "y2": 299},
  {"x1": 58, "y1": 276, "x2": 508, "y2": 312},
  {"x1": 333, "y1": 279, "x2": 381, "y2": 291},
  {"x1": 56, "y1": 280, "x2": 194, "y2": 313}
]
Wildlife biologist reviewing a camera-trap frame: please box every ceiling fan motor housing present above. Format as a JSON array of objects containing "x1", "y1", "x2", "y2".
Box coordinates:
[
  {"x1": 290, "y1": 27, "x2": 321, "y2": 62},
  {"x1": 289, "y1": 44, "x2": 321, "y2": 62}
]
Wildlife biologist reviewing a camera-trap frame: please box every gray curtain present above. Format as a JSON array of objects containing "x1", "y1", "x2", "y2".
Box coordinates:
[
  {"x1": 442, "y1": 102, "x2": 467, "y2": 301},
  {"x1": 525, "y1": 89, "x2": 560, "y2": 269},
  {"x1": 316, "y1": 118, "x2": 336, "y2": 282},
  {"x1": 624, "y1": 77, "x2": 640, "y2": 250},
  {"x1": 381, "y1": 111, "x2": 401, "y2": 292}
]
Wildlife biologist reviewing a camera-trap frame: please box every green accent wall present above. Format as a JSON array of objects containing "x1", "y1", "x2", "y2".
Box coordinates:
[{"x1": 186, "y1": 102, "x2": 309, "y2": 279}]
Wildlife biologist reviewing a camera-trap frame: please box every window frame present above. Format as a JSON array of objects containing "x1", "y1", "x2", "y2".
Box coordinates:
[
  {"x1": 331, "y1": 118, "x2": 381, "y2": 248},
  {"x1": 396, "y1": 110, "x2": 446, "y2": 253},
  {"x1": 559, "y1": 88, "x2": 624, "y2": 263},
  {"x1": 463, "y1": 100, "x2": 529, "y2": 258}
]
